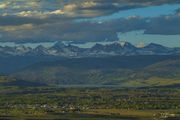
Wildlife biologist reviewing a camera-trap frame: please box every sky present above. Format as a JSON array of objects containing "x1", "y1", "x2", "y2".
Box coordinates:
[{"x1": 0, "y1": 0, "x2": 180, "y2": 47}]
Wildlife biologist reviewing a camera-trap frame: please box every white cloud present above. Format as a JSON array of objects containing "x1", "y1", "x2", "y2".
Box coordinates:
[
  {"x1": 0, "y1": 24, "x2": 34, "y2": 32},
  {"x1": 81, "y1": 1, "x2": 97, "y2": 8},
  {"x1": 16, "y1": 10, "x2": 64, "y2": 18},
  {"x1": 64, "y1": 4, "x2": 77, "y2": 11},
  {"x1": 50, "y1": 10, "x2": 64, "y2": 15},
  {"x1": 0, "y1": 2, "x2": 9, "y2": 9}
]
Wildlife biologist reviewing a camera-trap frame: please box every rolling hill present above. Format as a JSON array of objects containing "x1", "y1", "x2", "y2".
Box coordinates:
[{"x1": 12, "y1": 55, "x2": 180, "y2": 87}]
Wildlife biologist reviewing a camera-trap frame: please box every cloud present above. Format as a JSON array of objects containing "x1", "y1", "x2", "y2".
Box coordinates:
[
  {"x1": 16, "y1": 10, "x2": 64, "y2": 18},
  {"x1": 1, "y1": 12, "x2": 180, "y2": 43},
  {"x1": 60, "y1": 0, "x2": 180, "y2": 18},
  {"x1": 0, "y1": 16, "x2": 49, "y2": 26},
  {"x1": 0, "y1": 2, "x2": 9, "y2": 9},
  {"x1": 0, "y1": 24, "x2": 34, "y2": 32},
  {"x1": 0, "y1": 16, "x2": 147, "y2": 43},
  {"x1": 144, "y1": 14, "x2": 180, "y2": 35},
  {"x1": 81, "y1": 1, "x2": 97, "y2": 8},
  {"x1": 0, "y1": 0, "x2": 180, "y2": 43},
  {"x1": 1, "y1": 0, "x2": 180, "y2": 18}
]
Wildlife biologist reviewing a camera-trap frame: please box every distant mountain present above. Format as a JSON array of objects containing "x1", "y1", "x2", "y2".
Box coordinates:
[
  {"x1": 0, "y1": 42, "x2": 179, "y2": 57},
  {"x1": 0, "y1": 45, "x2": 32, "y2": 56},
  {"x1": 48, "y1": 42, "x2": 82, "y2": 57},
  {"x1": 12, "y1": 55, "x2": 180, "y2": 87},
  {"x1": 140, "y1": 43, "x2": 174, "y2": 55},
  {"x1": 89, "y1": 42, "x2": 137, "y2": 56},
  {"x1": 27, "y1": 45, "x2": 49, "y2": 56}
]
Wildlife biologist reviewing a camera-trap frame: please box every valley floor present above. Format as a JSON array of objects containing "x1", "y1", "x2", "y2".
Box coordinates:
[{"x1": 0, "y1": 86, "x2": 179, "y2": 120}]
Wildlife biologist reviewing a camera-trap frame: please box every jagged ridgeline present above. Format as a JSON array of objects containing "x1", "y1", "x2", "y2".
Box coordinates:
[{"x1": 0, "y1": 41, "x2": 180, "y2": 57}]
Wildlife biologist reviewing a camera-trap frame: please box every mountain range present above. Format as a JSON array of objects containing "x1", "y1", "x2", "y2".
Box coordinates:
[
  {"x1": 0, "y1": 42, "x2": 179, "y2": 87},
  {"x1": 0, "y1": 42, "x2": 180, "y2": 57}
]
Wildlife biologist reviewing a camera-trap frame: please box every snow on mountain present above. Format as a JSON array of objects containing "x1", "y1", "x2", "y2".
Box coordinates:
[{"x1": 0, "y1": 42, "x2": 179, "y2": 57}]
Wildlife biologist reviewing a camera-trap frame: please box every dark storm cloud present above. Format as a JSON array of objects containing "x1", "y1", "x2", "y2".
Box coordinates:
[
  {"x1": 0, "y1": 15, "x2": 74, "y2": 26},
  {"x1": 0, "y1": 16, "x2": 144, "y2": 43},
  {"x1": 59, "y1": 0, "x2": 180, "y2": 18},
  {"x1": 144, "y1": 15, "x2": 180, "y2": 35},
  {"x1": 0, "y1": 13, "x2": 180, "y2": 43},
  {"x1": 77, "y1": 0, "x2": 180, "y2": 11},
  {"x1": 1, "y1": 0, "x2": 180, "y2": 18},
  {"x1": 0, "y1": 16, "x2": 46, "y2": 26}
]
